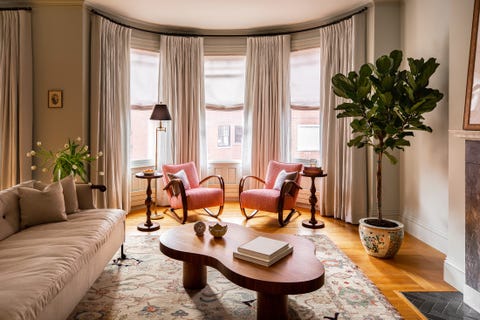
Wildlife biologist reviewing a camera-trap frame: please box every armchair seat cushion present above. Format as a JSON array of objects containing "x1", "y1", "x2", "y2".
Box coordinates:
[
  {"x1": 240, "y1": 189, "x2": 296, "y2": 213},
  {"x1": 169, "y1": 187, "x2": 224, "y2": 210}
]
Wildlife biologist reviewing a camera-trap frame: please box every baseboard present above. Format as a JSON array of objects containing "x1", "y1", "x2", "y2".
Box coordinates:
[
  {"x1": 401, "y1": 214, "x2": 448, "y2": 253},
  {"x1": 444, "y1": 258, "x2": 465, "y2": 292},
  {"x1": 464, "y1": 285, "x2": 480, "y2": 313}
]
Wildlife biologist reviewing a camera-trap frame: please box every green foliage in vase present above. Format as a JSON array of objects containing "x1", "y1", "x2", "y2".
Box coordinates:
[
  {"x1": 331, "y1": 50, "x2": 443, "y2": 222},
  {"x1": 27, "y1": 137, "x2": 103, "y2": 183}
]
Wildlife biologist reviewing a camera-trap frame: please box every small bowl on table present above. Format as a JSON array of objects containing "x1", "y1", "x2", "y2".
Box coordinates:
[
  {"x1": 303, "y1": 166, "x2": 323, "y2": 175},
  {"x1": 142, "y1": 169, "x2": 155, "y2": 176},
  {"x1": 209, "y1": 223, "x2": 228, "y2": 238}
]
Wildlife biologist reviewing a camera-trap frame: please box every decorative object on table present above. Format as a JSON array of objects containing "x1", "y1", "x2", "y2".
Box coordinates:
[
  {"x1": 208, "y1": 222, "x2": 227, "y2": 238},
  {"x1": 464, "y1": 0, "x2": 480, "y2": 130},
  {"x1": 135, "y1": 171, "x2": 163, "y2": 232},
  {"x1": 239, "y1": 160, "x2": 303, "y2": 227},
  {"x1": 27, "y1": 137, "x2": 103, "y2": 182},
  {"x1": 142, "y1": 168, "x2": 155, "y2": 176},
  {"x1": 193, "y1": 221, "x2": 206, "y2": 236},
  {"x1": 301, "y1": 170, "x2": 327, "y2": 229},
  {"x1": 332, "y1": 50, "x2": 444, "y2": 258},
  {"x1": 48, "y1": 89, "x2": 63, "y2": 108},
  {"x1": 149, "y1": 103, "x2": 172, "y2": 220},
  {"x1": 233, "y1": 236, "x2": 293, "y2": 267}
]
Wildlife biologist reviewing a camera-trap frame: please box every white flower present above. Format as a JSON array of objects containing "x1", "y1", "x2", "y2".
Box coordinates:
[
  {"x1": 99, "y1": 171, "x2": 104, "y2": 176},
  {"x1": 31, "y1": 165, "x2": 37, "y2": 171},
  {"x1": 87, "y1": 154, "x2": 90, "y2": 157},
  {"x1": 30, "y1": 150, "x2": 36, "y2": 156},
  {"x1": 42, "y1": 168, "x2": 47, "y2": 172},
  {"x1": 26, "y1": 152, "x2": 31, "y2": 157},
  {"x1": 64, "y1": 144, "x2": 69, "y2": 148},
  {"x1": 76, "y1": 137, "x2": 82, "y2": 142},
  {"x1": 72, "y1": 165, "x2": 78, "y2": 170},
  {"x1": 56, "y1": 153, "x2": 60, "y2": 158},
  {"x1": 98, "y1": 151, "x2": 103, "y2": 157},
  {"x1": 84, "y1": 145, "x2": 89, "y2": 151},
  {"x1": 36, "y1": 141, "x2": 42, "y2": 146}
]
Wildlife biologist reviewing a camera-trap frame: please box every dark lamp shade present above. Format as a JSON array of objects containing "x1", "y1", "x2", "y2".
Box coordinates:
[{"x1": 150, "y1": 104, "x2": 172, "y2": 121}]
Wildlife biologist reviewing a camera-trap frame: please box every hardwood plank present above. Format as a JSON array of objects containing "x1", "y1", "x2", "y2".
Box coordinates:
[{"x1": 127, "y1": 202, "x2": 455, "y2": 319}]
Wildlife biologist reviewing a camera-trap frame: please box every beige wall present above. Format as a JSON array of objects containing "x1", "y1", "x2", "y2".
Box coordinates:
[
  {"x1": 31, "y1": 2, "x2": 89, "y2": 181},
  {"x1": 399, "y1": 0, "x2": 450, "y2": 252}
]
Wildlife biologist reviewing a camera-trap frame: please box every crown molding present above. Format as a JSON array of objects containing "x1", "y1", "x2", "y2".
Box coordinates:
[
  {"x1": 0, "y1": 0, "x2": 84, "y2": 7},
  {"x1": 87, "y1": 2, "x2": 372, "y2": 37}
]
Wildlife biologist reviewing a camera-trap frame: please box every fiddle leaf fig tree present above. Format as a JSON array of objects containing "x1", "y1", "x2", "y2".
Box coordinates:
[{"x1": 331, "y1": 50, "x2": 443, "y2": 226}]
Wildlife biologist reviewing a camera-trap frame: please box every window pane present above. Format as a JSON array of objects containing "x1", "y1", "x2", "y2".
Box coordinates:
[
  {"x1": 290, "y1": 48, "x2": 321, "y2": 166},
  {"x1": 130, "y1": 49, "x2": 160, "y2": 165},
  {"x1": 205, "y1": 56, "x2": 246, "y2": 108},
  {"x1": 290, "y1": 48, "x2": 320, "y2": 108},
  {"x1": 205, "y1": 56, "x2": 245, "y2": 162}
]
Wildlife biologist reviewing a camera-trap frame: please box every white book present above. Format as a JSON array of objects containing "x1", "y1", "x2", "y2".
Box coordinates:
[
  {"x1": 238, "y1": 236, "x2": 289, "y2": 260},
  {"x1": 233, "y1": 246, "x2": 293, "y2": 267}
]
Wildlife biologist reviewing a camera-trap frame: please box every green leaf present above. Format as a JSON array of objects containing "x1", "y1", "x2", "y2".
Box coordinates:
[
  {"x1": 376, "y1": 55, "x2": 392, "y2": 74},
  {"x1": 384, "y1": 151, "x2": 398, "y2": 164},
  {"x1": 390, "y1": 50, "x2": 402, "y2": 72}
]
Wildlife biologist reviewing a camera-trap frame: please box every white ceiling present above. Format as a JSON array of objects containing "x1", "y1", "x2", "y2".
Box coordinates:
[{"x1": 85, "y1": 0, "x2": 371, "y2": 31}]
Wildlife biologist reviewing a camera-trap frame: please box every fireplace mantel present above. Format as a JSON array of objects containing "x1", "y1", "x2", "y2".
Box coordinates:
[{"x1": 451, "y1": 129, "x2": 480, "y2": 140}]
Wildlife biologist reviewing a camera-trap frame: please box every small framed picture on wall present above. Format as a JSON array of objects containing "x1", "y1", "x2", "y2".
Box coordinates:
[{"x1": 48, "y1": 90, "x2": 63, "y2": 108}]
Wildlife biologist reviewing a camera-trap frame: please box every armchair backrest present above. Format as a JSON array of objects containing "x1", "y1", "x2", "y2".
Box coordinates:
[
  {"x1": 264, "y1": 160, "x2": 303, "y2": 189},
  {"x1": 162, "y1": 161, "x2": 200, "y2": 189}
]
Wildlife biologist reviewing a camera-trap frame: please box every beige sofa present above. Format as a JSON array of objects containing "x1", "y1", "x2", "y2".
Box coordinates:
[{"x1": 0, "y1": 179, "x2": 126, "y2": 320}]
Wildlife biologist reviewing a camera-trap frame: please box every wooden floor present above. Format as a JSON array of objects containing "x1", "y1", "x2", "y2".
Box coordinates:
[{"x1": 127, "y1": 202, "x2": 455, "y2": 320}]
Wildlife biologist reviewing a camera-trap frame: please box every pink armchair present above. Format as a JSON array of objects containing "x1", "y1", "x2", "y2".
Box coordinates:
[
  {"x1": 162, "y1": 162, "x2": 225, "y2": 224},
  {"x1": 239, "y1": 160, "x2": 303, "y2": 226}
]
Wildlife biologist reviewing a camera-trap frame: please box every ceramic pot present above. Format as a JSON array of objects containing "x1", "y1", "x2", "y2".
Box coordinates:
[{"x1": 358, "y1": 218, "x2": 404, "y2": 258}]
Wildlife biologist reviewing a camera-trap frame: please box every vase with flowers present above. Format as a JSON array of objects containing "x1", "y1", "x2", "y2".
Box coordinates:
[{"x1": 27, "y1": 137, "x2": 103, "y2": 183}]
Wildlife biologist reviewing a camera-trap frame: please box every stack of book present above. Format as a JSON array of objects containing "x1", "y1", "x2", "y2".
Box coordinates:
[{"x1": 233, "y1": 236, "x2": 293, "y2": 267}]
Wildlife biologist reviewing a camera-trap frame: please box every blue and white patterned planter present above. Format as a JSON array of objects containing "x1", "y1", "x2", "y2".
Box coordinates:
[{"x1": 358, "y1": 218, "x2": 404, "y2": 258}]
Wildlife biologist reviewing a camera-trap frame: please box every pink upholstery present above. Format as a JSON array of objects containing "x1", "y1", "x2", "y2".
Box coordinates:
[
  {"x1": 240, "y1": 160, "x2": 303, "y2": 213},
  {"x1": 240, "y1": 189, "x2": 296, "y2": 212},
  {"x1": 264, "y1": 160, "x2": 303, "y2": 189},
  {"x1": 162, "y1": 162, "x2": 200, "y2": 188},
  {"x1": 169, "y1": 187, "x2": 224, "y2": 210}
]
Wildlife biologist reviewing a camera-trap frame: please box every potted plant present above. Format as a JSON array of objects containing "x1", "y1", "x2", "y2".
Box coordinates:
[{"x1": 331, "y1": 50, "x2": 443, "y2": 258}]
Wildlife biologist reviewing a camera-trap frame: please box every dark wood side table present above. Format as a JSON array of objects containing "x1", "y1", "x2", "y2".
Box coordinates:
[
  {"x1": 301, "y1": 170, "x2": 327, "y2": 229},
  {"x1": 135, "y1": 172, "x2": 162, "y2": 232}
]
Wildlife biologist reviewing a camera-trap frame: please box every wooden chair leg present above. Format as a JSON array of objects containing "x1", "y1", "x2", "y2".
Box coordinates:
[
  {"x1": 169, "y1": 208, "x2": 188, "y2": 224},
  {"x1": 277, "y1": 208, "x2": 299, "y2": 227},
  {"x1": 204, "y1": 205, "x2": 224, "y2": 218},
  {"x1": 240, "y1": 207, "x2": 259, "y2": 220}
]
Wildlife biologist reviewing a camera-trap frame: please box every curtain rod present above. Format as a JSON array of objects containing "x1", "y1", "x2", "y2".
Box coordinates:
[
  {"x1": 0, "y1": 7, "x2": 32, "y2": 11},
  {"x1": 90, "y1": 6, "x2": 368, "y2": 38}
]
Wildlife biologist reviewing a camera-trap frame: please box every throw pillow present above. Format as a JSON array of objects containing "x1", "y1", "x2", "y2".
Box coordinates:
[
  {"x1": 167, "y1": 169, "x2": 190, "y2": 196},
  {"x1": 273, "y1": 170, "x2": 298, "y2": 194},
  {"x1": 60, "y1": 175, "x2": 79, "y2": 214},
  {"x1": 18, "y1": 182, "x2": 67, "y2": 229},
  {"x1": 34, "y1": 176, "x2": 79, "y2": 214}
]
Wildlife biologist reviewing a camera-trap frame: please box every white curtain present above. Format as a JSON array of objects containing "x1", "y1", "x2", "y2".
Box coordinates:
[
  {"x1": 319, "y1": 13, "x2": 368, "y2": 224},
  {"x1": 0, "y1": 10, "x2": 32, "y2": 188},
  {"x1": 160, "y1": 36, "x2": 206, "y2": 176},
  {"x1": 243, "y1": 35, "x2": 290, "y2": 180},
  {"x1": 90, "y1": 15, "x2": 131, "y2": 210}
]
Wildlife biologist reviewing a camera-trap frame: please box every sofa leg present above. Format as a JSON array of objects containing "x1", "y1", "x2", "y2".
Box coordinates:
[{"x1": 120, "y1": 244, "x2": 126, "y2": 259}]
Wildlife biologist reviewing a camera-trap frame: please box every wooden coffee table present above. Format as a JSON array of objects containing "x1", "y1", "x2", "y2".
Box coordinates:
[{"x1": 159, "y1": 222, "x2": 324, "y2": 320}]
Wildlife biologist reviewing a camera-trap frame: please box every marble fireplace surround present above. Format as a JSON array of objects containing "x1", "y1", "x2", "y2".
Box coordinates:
[{"x1": 465, "y1": 140, "x2": 480, "y2": 294}]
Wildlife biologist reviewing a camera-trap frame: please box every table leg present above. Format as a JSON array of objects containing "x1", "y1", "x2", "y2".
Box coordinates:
[
  {"x1": 257, "y1": 292, "x2": 288, "y2": 320},
  {"x1": 183, "y1": 261, "x2": 207, "y2": 289},
  {"x1": 137, "y1": 177, "x2": 160, "y2": 231},
  {"x1": 302, "y1": 176, "x2": 325, "y2": 229}
]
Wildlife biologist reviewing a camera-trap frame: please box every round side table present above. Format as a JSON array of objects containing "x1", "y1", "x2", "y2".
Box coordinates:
[
  {"x1": 301, "y1": 170, "x2": 327, "y2": 229},
  {"x1": 135, "y1": 172, "x2": 163, "y2": 232}
]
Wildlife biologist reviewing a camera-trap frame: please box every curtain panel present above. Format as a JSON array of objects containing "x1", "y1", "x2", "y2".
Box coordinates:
[
  {"x1": 0, "y1": 10, "x2": 33, "y2": 189},
  {"x1": 242, "y1": 35, "x2": 291, "y2": 181},
  {"x1": 319, "y1": 13, "x2": 368, "y2": 224},
  {"x1": 90, "y1": 14, "x2": 131, "y2": 210},
  {"x1": 160, "y1": 35, "x2": 206, "y2": 177}
]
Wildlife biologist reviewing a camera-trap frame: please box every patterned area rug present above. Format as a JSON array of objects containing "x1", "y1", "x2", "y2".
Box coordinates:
[{"x1": 69, "y1": 234, "x2": 401, "y2": 320}]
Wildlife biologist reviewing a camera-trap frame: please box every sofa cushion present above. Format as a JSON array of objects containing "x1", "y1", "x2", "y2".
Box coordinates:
[
  {"x1": 0, "y1": 181, "x2": 35, "y2": 240},
  {"x1": 18, "y1": 182, "x2": 67, "y2": 229},
  {"x1": 0, "y1": 209, "x2": 126, "y2": 320},
  {"x1": 75, "y1": 184, "x2": 96, "y2": 210},
  {"x1": 34, "y1": 176, "x2": 79, "y2": 214}
]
